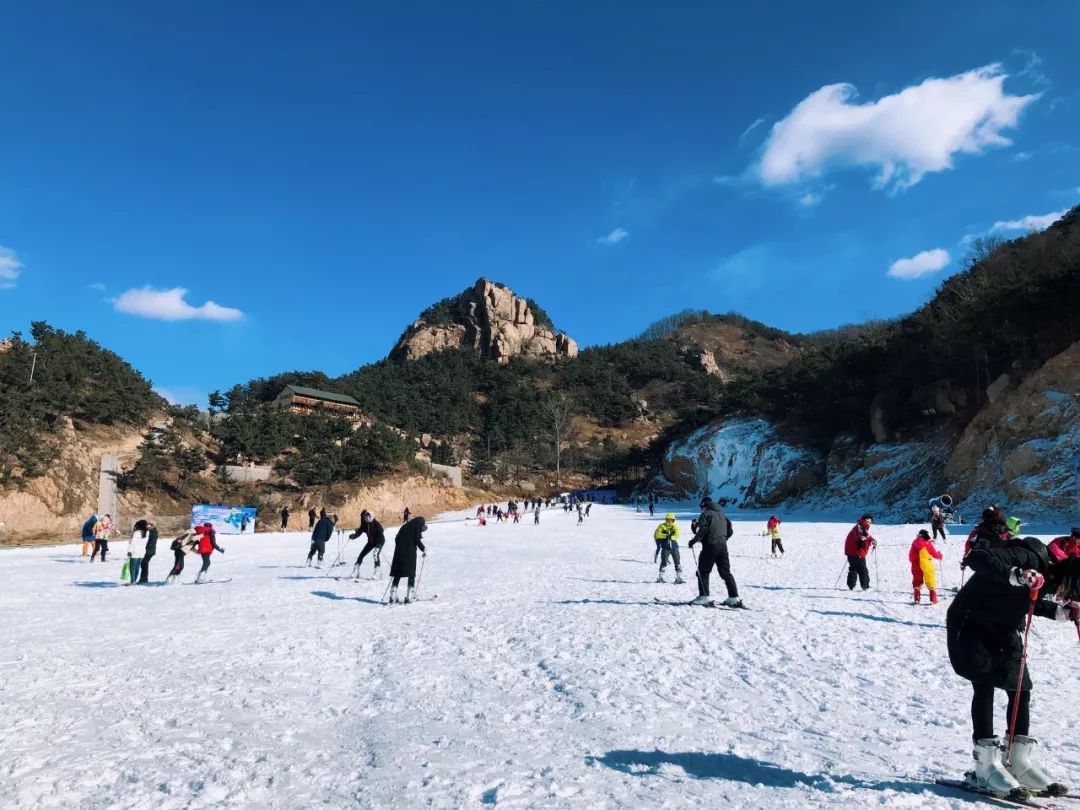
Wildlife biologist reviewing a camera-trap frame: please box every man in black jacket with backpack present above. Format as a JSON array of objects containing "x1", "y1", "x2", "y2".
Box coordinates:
[{"x1": 688, "y1": 497, "x2": 743, "y2": 607}]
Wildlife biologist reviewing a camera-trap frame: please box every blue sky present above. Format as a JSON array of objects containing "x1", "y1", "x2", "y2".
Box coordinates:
[{"x1": 2, "y1": 1, "x2": 1078, "y2": 406}]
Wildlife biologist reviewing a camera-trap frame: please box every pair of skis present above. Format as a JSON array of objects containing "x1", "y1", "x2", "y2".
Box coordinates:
[
  {"x1": 384, "y1": 594, "x2": 439, "y2": 605},
  {"x1": 653, "y1": 597, "x2": 751, "y2": 611},
  {"x1": 183, "y1": 577, "x2": 232, "y2": 585},
  {"x1": 934, "y1": 777, "x2": 1074, "y2": 807}
]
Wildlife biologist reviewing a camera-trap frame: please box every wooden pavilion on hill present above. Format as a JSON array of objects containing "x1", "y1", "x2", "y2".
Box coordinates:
[{"x1": 271, "y1": 385, "x2": 361, "y2": 419}]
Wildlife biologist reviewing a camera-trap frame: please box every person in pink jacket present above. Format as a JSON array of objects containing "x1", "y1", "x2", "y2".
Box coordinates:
[{"x1": 1048, "y1": 528, "x2": 1080, "y2": 562}]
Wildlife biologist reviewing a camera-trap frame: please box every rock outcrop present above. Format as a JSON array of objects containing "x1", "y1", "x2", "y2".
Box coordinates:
[{"x1": 391, "y1": 278, "x2": 578, "y2": 364}]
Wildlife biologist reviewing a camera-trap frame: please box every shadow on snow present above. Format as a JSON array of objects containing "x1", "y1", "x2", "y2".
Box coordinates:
[
  {"x1": 311, "y1": 590, "x2": 383, "y2": 605},
  {"x1": 807, "y1": 609, "x2": 940, "y2": 629}
]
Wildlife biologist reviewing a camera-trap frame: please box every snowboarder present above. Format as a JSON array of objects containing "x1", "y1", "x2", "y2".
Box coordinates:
[
  {"x1": 931, "y1": 505, "x2": 947, "y2": 541},
  {"x1": 126, "y1": 520, "x2": 150, "y2": 585},
  {"x1": 1047, "y1": 528, "x2": 1080, "y2": 562},
  {"x1": 762, "y1": 516, "x2": 784, "y2": 557},
  {"x1": 307, "y1": 509, "x2": 334, "y2": 567},
  {"x1": 909, "y1": 529, "x2": 943, "y2": 604},
  {"x1": 194, "y1": 522, "x2": 225, "y2": 583},
  {"x1": 165, "y1": 530, "x2": 197, "y2": 584},
  {"x1": 81, "y1": 514, "x2": 97, "y2": 557},
  {"x1": 688, "y1": 497, "x2": 741, "y2": 607},
  {"x1": 280, "y1": 506, "x2": 290, "y2": 531},
  {"x1": 654, "y1": 513, "x2": 684, "y2": 584},
  {"x1": 349, "y1": 510, "x2": 385, "y2": 578},
  {"x1": 388, "y1": 516, "x2": 427, "y2": 604},
  {"x1": 843, "y1": 515, "x2": 876, "y2": 591},
  {"x1": 307, "y1": 507, "x2": 317, "y2": 529},
  {"x1": 947, "y1": 520, "x2": 1080, "y2": 798},
  {"x1": 138, "y1": 521, "x2": 158, "y2": 584}
]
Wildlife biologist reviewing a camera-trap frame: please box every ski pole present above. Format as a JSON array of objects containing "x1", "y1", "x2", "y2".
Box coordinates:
[
  {"x1": 690, "y1": 544, "x2": 702, "y2": 595},
  {"x1": 1005, "y1": 586, "x2": 1040, "y2": 765},
  {"x1": 873, "y1": 544, "x2": 880, "y2": 590},
  {"x1": 379, "y1": 578, "x2": 393, "y2": 604},
  {"x1": 833, "y1": 560, "x2": 847, "y2": 589},
  {"x1": 415, "y1": 555, "x2": 427, "y2": 599}
]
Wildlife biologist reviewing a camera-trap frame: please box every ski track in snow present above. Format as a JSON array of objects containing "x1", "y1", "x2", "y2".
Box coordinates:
[{"x1": 1, "y1": 506, "x2": 1077, "y2": 808}]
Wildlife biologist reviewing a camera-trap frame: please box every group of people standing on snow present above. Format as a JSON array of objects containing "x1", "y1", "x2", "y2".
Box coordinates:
[
  {"x1": 651, "y1": 497, "x2": 742, "y2": 607},
  {"x1": 78, "y1": 513, "x2": 225, "y2": 585}
]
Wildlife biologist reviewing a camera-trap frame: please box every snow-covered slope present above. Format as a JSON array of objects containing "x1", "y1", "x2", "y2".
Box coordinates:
[{"x1": 2, "y1": 507, "x2": 1078, "y2": 808}]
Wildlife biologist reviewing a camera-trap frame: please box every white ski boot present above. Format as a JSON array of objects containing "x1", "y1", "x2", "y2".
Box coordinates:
[
  {"x1": 350, "y1": 565, "x2": 361, "y2": 581},
  {"x1": 690, "y1": 594, "x2": 711, "y2": 606},
  {"x1": 405, "y1": 587, "x2": 416, "y2": 604},
  {"x1": 165, "y1": 574, "x2": 177, "y2": 585},
  {"x1": 966, "y1": 738, "x2": 1027, "y2": 798},
  {"x1": 656, "y1": 573, "x2": 665, "y2": 583},
  {"x1": 723, "y1": 597, "x2": 744, "y2": 608},
  {"x1": 388, "y1": 586, "x2": 399, "y2": 603},
  {"x1": 1006, "y1": 736, "x2": 1068, "y2": 796},
  {"x1": 195, "y1": 571, "x2": 207, "y2": 584},
  {"x1": 314, "y1": 559, "x2": 322, "y2": 569},
  {"x1": 306, "y1": 558, "x2": 313, "y2": 567},
  {"x1": 674, "y1": 573, "x2": 685, "y2": 584}
]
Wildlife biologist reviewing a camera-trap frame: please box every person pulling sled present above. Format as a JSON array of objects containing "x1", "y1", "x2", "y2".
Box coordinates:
[{"x1": 946, "y1": 516, "x2": 1080, "y2": 799}]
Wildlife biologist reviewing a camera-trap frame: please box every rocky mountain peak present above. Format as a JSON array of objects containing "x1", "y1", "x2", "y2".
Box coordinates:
[{"x1": 390, "y1": 278, "x2": 578, "y2": 364}]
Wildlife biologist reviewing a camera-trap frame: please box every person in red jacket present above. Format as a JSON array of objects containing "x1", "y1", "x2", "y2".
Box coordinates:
[
  {"x1": 195, "y1": 522, "x2": 225, "y2": 583},
  {"x1": 844, "y1": 514, "x2": 876, "y2": 591},
  {"x1": 962, "y1": 507, "x2": 1010, "y2": 562},
  {"x1": 909, "y1": 529, "x2": 944, "y2": 604},
  {"x1": 1048, "y1": 528, "x2": 1080, "y2": 562}
]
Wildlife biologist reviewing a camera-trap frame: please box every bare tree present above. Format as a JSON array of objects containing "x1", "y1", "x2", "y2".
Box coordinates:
[
  {"x1": 963, "y1": 234, "x2": 1006, "y2": 270},
  {"x1": 542, "y1": 392, "x2": 572, "y2": 491}
]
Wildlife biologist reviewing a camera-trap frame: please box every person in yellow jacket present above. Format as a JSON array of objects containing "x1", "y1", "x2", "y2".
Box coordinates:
[
  {"x1": 762, "y1": 515, "x2": 784, "y2": 557},
  {"x1": 654, "y1": 513, "x2": 684, "y2": 584},
  {"x1": 909, "y1": 529, "x2": 944, "y2": 604}
]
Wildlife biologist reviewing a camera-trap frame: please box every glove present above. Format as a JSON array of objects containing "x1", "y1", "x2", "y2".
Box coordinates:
[
  {"x1": 688, "y1": 540, "x2": 697, "y2": 548},
  {"x1": 219, "y1": 546, "x2": 225, "y2": 553},
  {"x1": 422, "y1": 552, "x2": 427, "y2": 559},
  {"x1": 1010, "y1": 568, "x2": 1045, "y2": 590},
  {"x1": 1055, "y1": 601, "x2": 1080, "y2": 622}
]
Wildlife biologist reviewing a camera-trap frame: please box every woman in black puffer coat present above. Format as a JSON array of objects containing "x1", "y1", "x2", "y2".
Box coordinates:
[
  {"x1": 947, "y1": 513, "x2": 1080, "y2": 797},
  {"x1": 389, "y1": 516, "x2": 427, "y2": 604}
]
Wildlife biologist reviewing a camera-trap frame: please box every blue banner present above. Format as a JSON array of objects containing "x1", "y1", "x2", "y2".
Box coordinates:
[{"x1": 191, "y1": 504, "x2": 257, "y2": 535}]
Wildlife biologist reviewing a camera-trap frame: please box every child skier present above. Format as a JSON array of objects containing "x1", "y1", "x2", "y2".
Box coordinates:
[
  {"x1": 165, "y1": 530, "x2": 198, "y2": 584},
  {"x1": 654, "y1": 513, "x2": 684, "y2": 584},
  {"x1": 388, "y1": 516, "x2": 427, "y2": 604},
  {"x1": 843, "y1": 515, "x2": 876, "y2": 591},
  {"x1": 909, "y1": 529, "x2": 943, "y2": 604},
  {"x1": 349, "y1": 510, "x2": 385, "y2": 578},
  {"x1": 762, "y1": 516, "x2": 784, "y2": 557},
  {"x1": 947, "y1": 521, "x2": 1080, "y2": 798},
  {"x1": 195, "y1": 522, "x2": 225, "y2": 583}
]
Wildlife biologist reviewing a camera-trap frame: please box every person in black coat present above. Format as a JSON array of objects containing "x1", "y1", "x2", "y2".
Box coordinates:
[
  {"x1": 307, "y1": 510, "x2": 334, "y2": 568},
  {"x1": 688, "y1": 497, "x2": 741, "y2": 607},
  {"x1": 389, "y1": 516, "x2": 427, "y2": 603},
  {"x1": 307, "y1": 507, "x2": 317, "y2": 529},
  {"x1": 280, "y1": 506, "x2": 290, "y2": 531},
  {"x1": 349, "y1": 510, "x2": 385, "y2": 578},
  {"x1": 138, "y1": 521, "x2": 159, "y2": 583},
  {"x1": 947, "y1": 521, "x2": 1080, "y2": 797}
]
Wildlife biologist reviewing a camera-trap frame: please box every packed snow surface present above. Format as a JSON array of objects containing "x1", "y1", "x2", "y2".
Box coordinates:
[{"x1": 2, "y1": 506, "x2": 1078, "y2": 809}]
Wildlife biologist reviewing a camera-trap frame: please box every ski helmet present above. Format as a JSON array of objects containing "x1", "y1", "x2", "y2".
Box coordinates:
[{"x1": 665, "y1": 512, "x2": 676, "y2": 521}]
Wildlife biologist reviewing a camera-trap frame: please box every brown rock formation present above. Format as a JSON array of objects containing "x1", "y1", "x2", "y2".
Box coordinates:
[{"x1": 391, "y1": 278, "x2": 578, "y2": 364}]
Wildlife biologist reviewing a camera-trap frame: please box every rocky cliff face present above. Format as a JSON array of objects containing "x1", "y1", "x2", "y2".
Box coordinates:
[
  {"x1": 391, "y1": 278, "x2": 578, "y2": 364},
  {"x1": 658, "y1": 342, "x2": 1079, "y2": 521}
]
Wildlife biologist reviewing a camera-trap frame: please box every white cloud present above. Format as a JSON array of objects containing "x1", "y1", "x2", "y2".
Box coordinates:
[
  {"x1": 758, "y1": 64, "x2": 1038, "y2": 192},
  {"x1": 739, "y1": 116, "x2": 767, "y2": 144},
  {"x1": 0, "y1": 246, "x2": 23, "y2": 289},
  {"x1": 991, "y1": 210, "x2": 1066, "y2": 233},
  {"x1": 88, "y1": 282, "x2": 106, "y2": 291},
  {"x1": 113, "y1": 287, "x2": 243, "y2": 322},
  {"x1": 888, "y1": 248, "x2": 950, "y2": 280},
  {"x1": 597, "y1": 228, "x2": 629, "y2": 246}
]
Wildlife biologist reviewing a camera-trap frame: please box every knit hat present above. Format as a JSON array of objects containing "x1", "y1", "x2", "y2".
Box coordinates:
[{"x1": 917, "y1": 529, "x2": 931, "y2": 540}]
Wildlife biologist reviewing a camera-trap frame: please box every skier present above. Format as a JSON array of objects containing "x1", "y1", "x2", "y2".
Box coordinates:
[
  {"x1": 576, "y1": 503, "x2": 584, "y2": 526},
  {"x1": 648, "y1": 501, "x2": 655, "y2": 516},
  {"x1": 388, "y1": 515, "x2": 427, "y2": 604},
  {"x1": 81, "y1": 514, "x2": 97, "y2": 557},
  {"x1": 403, "y1": 507, "x2": 411, "y2": 523},
  {"x1": 1047, "y1": 528, "x2": 1080, "y2": 562},
  {"x1": 126, "y1": 519, "x2": 150, "y2": 585},
  {"x1": 654, "y1": 513, "x2": 684, "y2": 584},
  {"x1": 688, "y1": 497, "x2": 741, "y2": 607},
  {"x1": 843, "y1": 515, "x2": 876, "y2": 591},
  {"x1": 349, "y1": 510, "x2": 385, "y2": 578},
  {"x1": 194, "y1": 522, "x2": 225, "y2": 583},
  {"x1": 947, "y1": 523, "x2": 1080, "y2": 798},
  {"x1": 307, "y1": 509, "x2": 334, "y2": 567},
  {"x1": 307, "y1": 507, "x2": 317, "y2": 529},
  {"x1": 90, "y1": 514, "x2": 113, "y2": 562},
  {"x1": 762, "y1": 516, "x2": 784, "y2": 557},
  {"x1": 165, "y1": 530, "x2": 197, "y2": 584},
  {"x1": 280, "y1": 506, "x2": 290, "y2": 531},
  {"x1": 533, "y1": 507, "x2": 540, "y2": 525},
  {"x1": 909, "y1": 529, "x2": 943, "y2": 604},
  {"x1": 138, "y1": 520, "x2": 158, "y2": 584},
  {"x1": 585, "y1": 502, "x2": 592, "y2": 517},
  {"x1": 963, "y1": 507, "x2": 1008, "y2": 561},
  {"x1": 931, "y1": 505, "x2": 947, "y2": 541}
]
